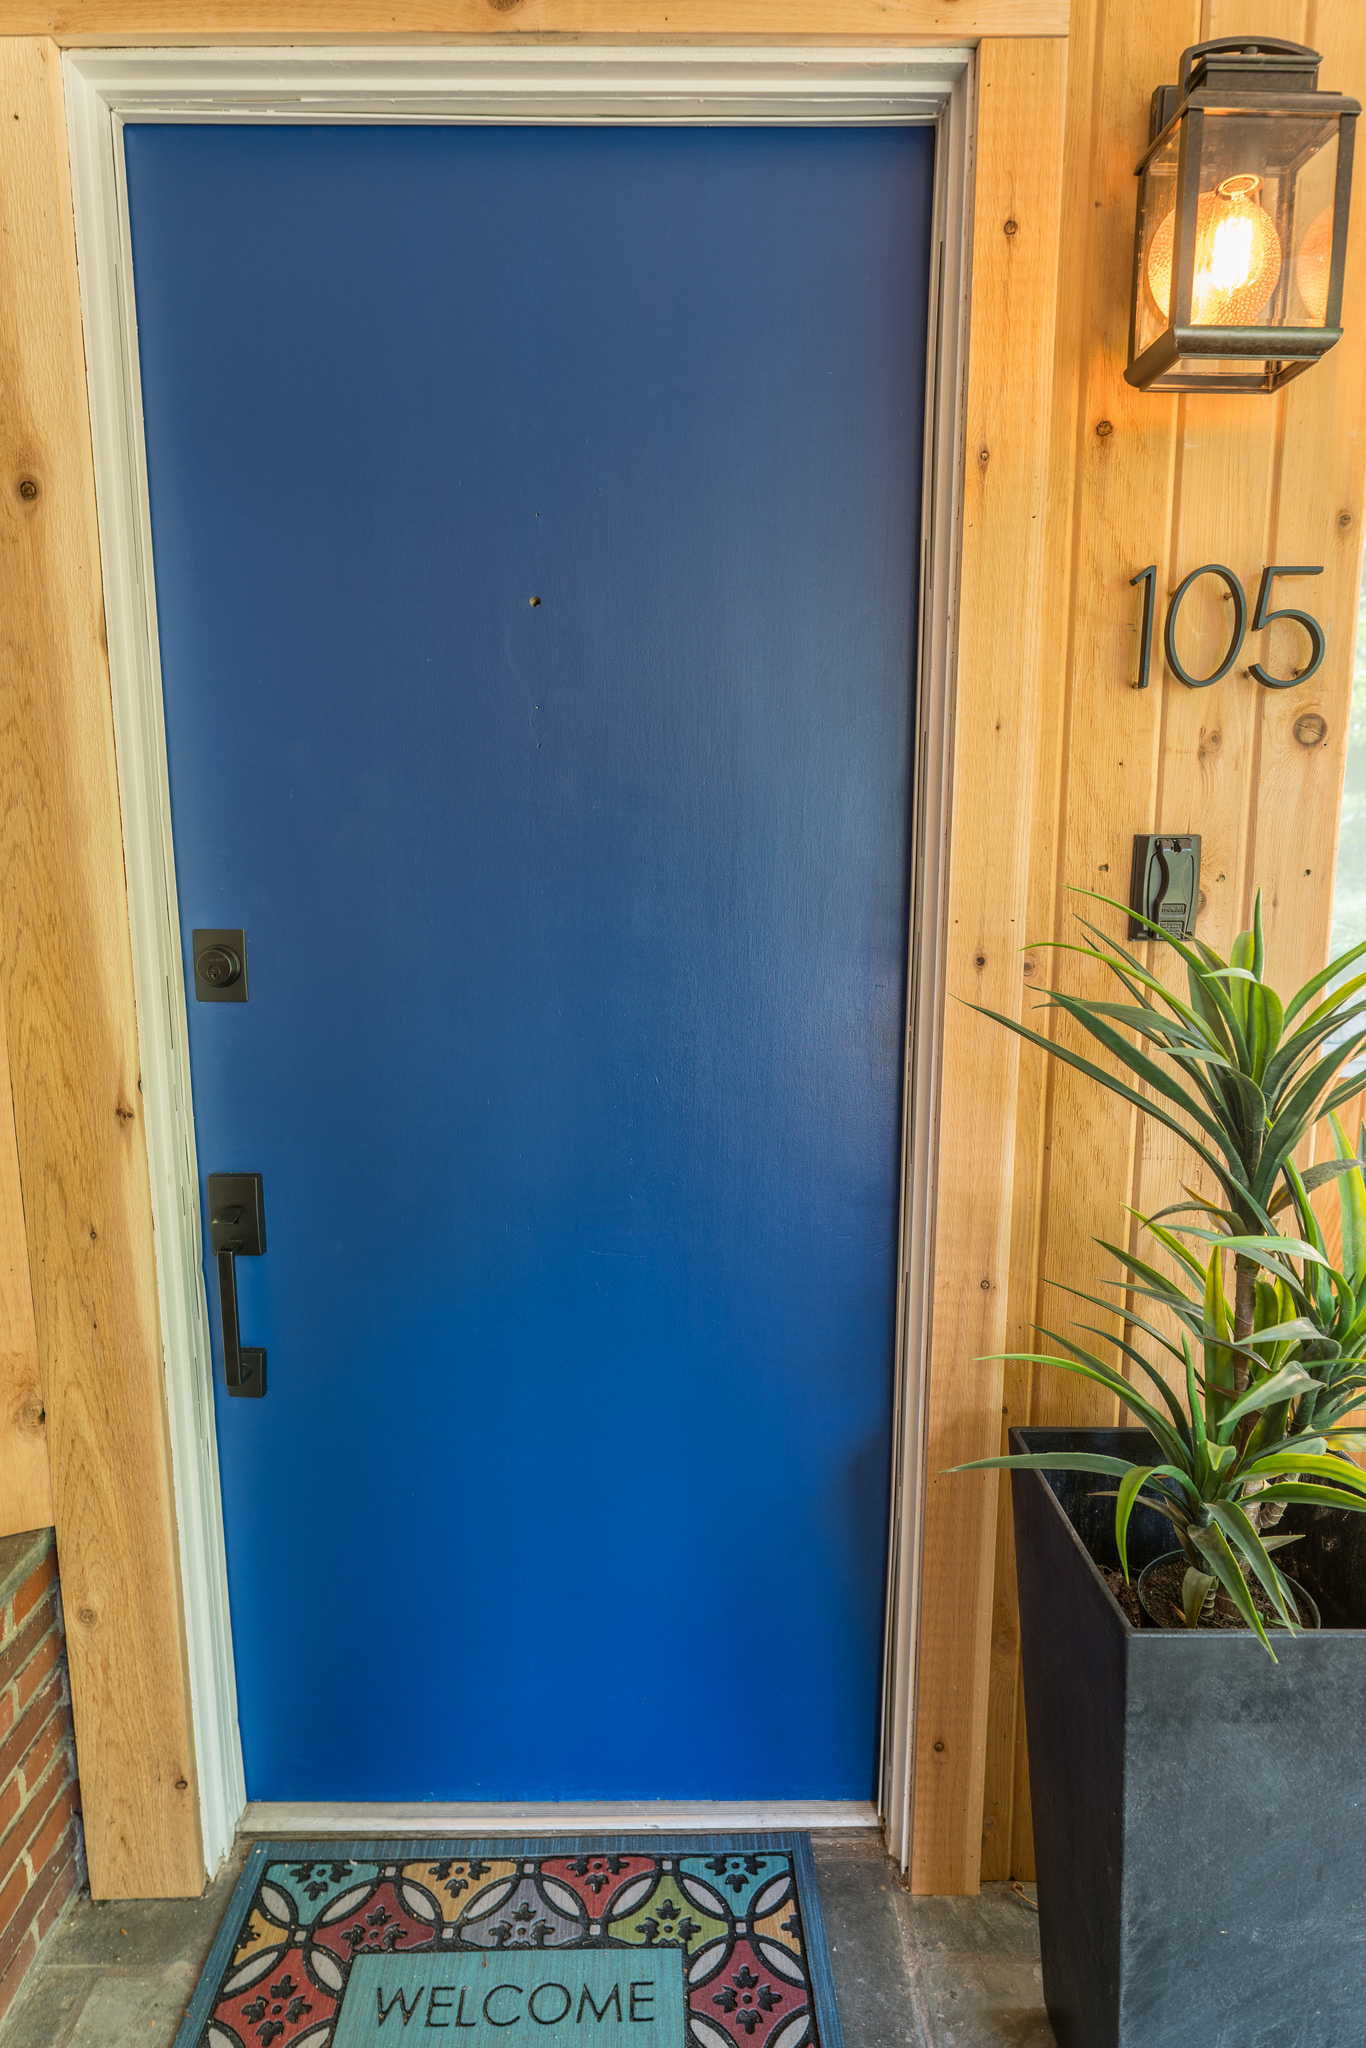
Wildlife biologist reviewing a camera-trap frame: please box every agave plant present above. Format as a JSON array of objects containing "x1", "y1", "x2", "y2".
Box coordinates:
[
  {"x1": 1271, "y1": 1117, "x2": 1366, "y2": 1440},
  {"x1": 978, "y1": 892, "x2": 1366, "y2": 1368},
  {"x1": 960, "y1": 1222, "x2": 1366, "y2": 1655},
  {"x1": 957, "y1": 894, "x2": 1366, "y2": 1650},
  {"x1": 1092, "y1": 1119, "x2": 1366, "y2": 1455}
]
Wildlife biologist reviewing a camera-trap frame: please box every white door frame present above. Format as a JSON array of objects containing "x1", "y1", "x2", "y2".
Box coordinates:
[{"x1": 64, "y1": 43, "x2": 973, "y2": 1875}]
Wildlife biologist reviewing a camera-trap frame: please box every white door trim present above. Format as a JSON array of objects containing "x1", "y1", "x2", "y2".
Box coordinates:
[{"x1": 63, "y1": 42, "x2": 973, "y2": 1877}]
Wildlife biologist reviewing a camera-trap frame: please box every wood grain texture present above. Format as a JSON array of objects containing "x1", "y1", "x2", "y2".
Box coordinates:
[
  {"x1": 0, "y1": 36, "x2": 202, "y2": 1898},
  {"x1": 0, "y1": 962, "x2": 52, "y2": 1540},
  {"x1": 978, "y1": 0, "x2": 1095, "y2": 1881},
  {"x1": 973, "y1": 0, "x2": 1366, "y2": 1885},
  {"x1": 1249, "y1": 0, "x2": 1366, "y2": 987},
  {"x1": 1024, "y1": 0, "x2": 1195, "y2": 1441},
  {"x1": 5, "y1": 0, "x2": 1071, "y2": 43},
  {"x1": 908, "y1": 32, "x2": 1069, "y2": 1897},
  {"x1": 984, "y1": 0, "x2": 1202, "y2": 1887}
]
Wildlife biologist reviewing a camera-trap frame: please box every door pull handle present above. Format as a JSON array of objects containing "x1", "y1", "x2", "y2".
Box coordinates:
[{"x1": 208, "y1": 1173, "x2": 267, "y2": 1398}]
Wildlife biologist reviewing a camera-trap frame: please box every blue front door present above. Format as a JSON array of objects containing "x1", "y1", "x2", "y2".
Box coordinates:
[{"x1": 124, "y1": 121, "x2": 932, "y2": 1801}]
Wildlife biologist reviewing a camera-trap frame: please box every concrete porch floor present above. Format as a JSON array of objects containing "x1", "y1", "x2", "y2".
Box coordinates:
[{"x1": 0, "y1": 1832, "x2": 1056, "y2": 2048}]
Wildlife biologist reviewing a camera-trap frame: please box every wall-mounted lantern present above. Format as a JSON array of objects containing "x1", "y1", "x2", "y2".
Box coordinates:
[{"x1": 1126, "y1": 37, "x2": 1358, "y2": 394}]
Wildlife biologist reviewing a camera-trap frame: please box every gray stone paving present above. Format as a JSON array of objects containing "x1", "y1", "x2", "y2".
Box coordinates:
[
  {"x1": 814, "y1": 1835, "x2": 1054, "y2": 2048},
  {"x1": 0, "y1": 1831, "x2": 1054, "y2": 2048}
]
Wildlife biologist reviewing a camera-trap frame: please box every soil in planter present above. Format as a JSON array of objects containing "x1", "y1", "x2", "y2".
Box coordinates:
[
  {"x1": 1101, "y1": 1567, "x2": 1148, "y2": 1627},
  {"x1": 1140, "y1": 1555, "x2": 1317, "y2": 1631}
]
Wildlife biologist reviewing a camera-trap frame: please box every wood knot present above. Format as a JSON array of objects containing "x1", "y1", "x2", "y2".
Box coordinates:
[
  {"x1": 977, "y1": 446, "x2": 990, "y2": 467},
  {"x1": 933, "y1": 1739, "x2": 946, "y2": 1754},
  {"x1": 1339, "y1": 510, "x2": 1353, "y2": 528},
  {"x1": 1294, "y1": 711, "x2": 1328, "y2": 748},
  {"x1": 1095, "y1": 420, "x2": 1113, "y2": 438},
  {"x1": 974, "y1": 953, "x2": 987, "y2": 967},
  {"x1": 19, "y1": 1400, "x2": 44, "y2": 1432},
  {"x1": 115, "y1": 1101, "x2": 135, "y2": 1123},
  {"x1": 175, "y1": 1776, "x2": 189, "y2": 1792},
  {"x1": 16, "y1": 478, "x2": 38, "y2": 503},
  {"x1": 1003, "y1": 218, "x2": 1018, "y2": 237},
  {"x1": 77, "y1": 1607, "x2": 97, "y2": 1627}
]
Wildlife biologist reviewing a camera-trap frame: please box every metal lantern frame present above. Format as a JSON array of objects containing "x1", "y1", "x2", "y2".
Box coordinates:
[{"x1": 1126, "y1": 36, "x2": 1359, "y2": 394}]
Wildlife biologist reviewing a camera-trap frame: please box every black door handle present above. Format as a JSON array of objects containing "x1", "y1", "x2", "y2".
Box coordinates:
[{"x1": 208, "y1": 1173, "x2": 267, "y2": 1398}]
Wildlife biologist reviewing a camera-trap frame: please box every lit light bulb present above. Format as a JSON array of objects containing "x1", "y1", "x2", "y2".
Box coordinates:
[
  {"x1": 1147, "y1": 174, "x2": 1282, "y2": 327},
  {"x1": 1208, "y1": 212, "x2": 1255, "y2": 293},
  {"x1": 1296, "y1": 204, "x2": 1333, "y2": 323}
]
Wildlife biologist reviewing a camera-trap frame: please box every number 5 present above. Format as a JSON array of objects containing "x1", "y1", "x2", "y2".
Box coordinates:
[{"x1": 1247, "y1": 565, "x2": 1325, "y2": 688}]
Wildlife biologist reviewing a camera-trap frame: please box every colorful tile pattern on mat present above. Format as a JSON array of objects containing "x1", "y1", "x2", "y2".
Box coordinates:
[{"x1": 193, "y1": 1848, "x2": 821, "y2": 2048}]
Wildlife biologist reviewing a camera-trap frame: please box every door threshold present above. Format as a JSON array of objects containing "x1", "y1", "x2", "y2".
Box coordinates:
[{"x1": 241, "y1": 1800, "x2": 879, "y2": 1838}]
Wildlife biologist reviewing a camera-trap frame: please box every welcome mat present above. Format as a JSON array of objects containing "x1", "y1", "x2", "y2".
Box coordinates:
[{"x1": 172, "y1": 1834, "x2": 843, "y2": 2048}]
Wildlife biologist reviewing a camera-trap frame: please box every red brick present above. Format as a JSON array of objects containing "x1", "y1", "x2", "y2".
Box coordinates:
[
  {"x1": 35, "y1": 1849, "x2": 78, "y2": 1941},
  {"x1": 10, "y1": 1595, "x2": 54, "y2": 1647},
  {"x1": 0, "y1": 1692, "x2": 12, "y2": 1744},
  {"x1": 26, "y1": 1778, "x2": 78, "y2": 1879},
  {"x1": 0, "y1": 1779, "x2": 19, "y2": 1839},
  {"x1": 0, "y1": 1861, "x2": 28, "y2": 1943},
  {"x1": 0, "y1": 1754, "x2": 74, "y2": 1901},
  {"x1": 0, "y1": 1608, "x2": 50, "y2": 1694},
  {"x1": 0, "y1": 1669, "x2": 64, "y2": 1794},
  {"x1": 18, "y1": 1705, "x2": 71, "y2": 1799},
  {"x1": 13, "y1": 1632, "x2": 60, "y2": 1715},
  {"x1": 11, "y1": 1557, "x2": 55, "y2": 1630},
  {"x1": 0, "y1": 1815, "x2": 77, "y2": 1983},
  {"x1": 0, "y1": 1926, "x2": 35, "y2": 2028}
]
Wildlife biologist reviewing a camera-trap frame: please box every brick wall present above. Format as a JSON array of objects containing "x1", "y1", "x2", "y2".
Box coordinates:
[{"x1": 0, "y1": 1530, "x2": 84, "y2": 2026}]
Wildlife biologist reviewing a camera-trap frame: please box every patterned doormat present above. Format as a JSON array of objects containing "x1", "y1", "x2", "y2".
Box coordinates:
[{"x1": 173, "y1": 1834, "x2": 843, "y2": 2048}]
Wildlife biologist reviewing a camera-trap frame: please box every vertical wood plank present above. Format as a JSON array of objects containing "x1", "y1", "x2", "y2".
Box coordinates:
[
  {"x1": 1247, "y1": 0, "x2": 1366, "y2": 996},
  {"x1": 0, "y1": 958, "x2": 53, "y2": 1539},
  {"x1": 979, "y1": 0, "x2": 1098, "y2": 1884},
  {"x1": 909, "y1": 33, "x2": 1069, "y2": 1897},
  {"x1": 0, "y1": 36, "x2": 203, "y2": 1897},
  {"x1": 1125, "y1": 5, "x2": 1309, "y2": 1336},
  {"x1": 990, "y1": 0, "x2": 1201, "y2": 1885},
  {"x1": 1023, "y1": 0, "x2": 1196, "y2": 1438}
]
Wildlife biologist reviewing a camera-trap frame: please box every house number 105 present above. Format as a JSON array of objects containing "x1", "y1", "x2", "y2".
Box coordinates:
[{"x1": 1129, "y1": 562, "x2": 1325, "y2": 690}]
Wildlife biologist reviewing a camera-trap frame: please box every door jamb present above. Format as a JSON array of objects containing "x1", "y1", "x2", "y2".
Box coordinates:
[{"x1": 63, "y1": 41, "x2": 974, "y2": 1874}]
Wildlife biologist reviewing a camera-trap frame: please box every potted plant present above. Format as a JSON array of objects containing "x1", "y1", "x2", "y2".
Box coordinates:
[{"x1": 958, "y1": 897, "x2": 1366, "y2": 2048}]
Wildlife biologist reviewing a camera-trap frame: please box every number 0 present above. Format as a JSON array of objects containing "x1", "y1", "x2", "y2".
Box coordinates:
[{"x1": 1163, "y1": 564, "x2": 1247, "y2": 689}]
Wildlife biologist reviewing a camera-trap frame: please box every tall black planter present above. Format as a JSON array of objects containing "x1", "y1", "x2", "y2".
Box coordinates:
[{"x1": 1010, "y1": 1426, "x2": 1366, "y2": 2048}]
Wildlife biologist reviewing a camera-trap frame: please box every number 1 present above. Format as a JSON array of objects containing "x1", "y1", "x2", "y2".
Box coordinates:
[{"x1": 1129, "y1": 564, "x2": 1156, "y2": 690}]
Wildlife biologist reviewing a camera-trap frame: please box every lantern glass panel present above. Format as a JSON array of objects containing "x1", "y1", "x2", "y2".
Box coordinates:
[
  {"x1": 1134, "y1": 127, "x2": 1180, "y2": 359},
  {"x1": 1287, "y1": 121, "x2": 1340, "y2": 326},
  {"x1": 1164, "y1": 110, "x2": 1342, "y2": 334}
]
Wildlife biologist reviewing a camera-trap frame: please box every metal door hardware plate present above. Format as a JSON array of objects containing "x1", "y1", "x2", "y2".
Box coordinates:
[
  {"x1": 193, "y1": 928, "x2": 248, "y2": 1002},
  {"x1": 208, "y1": 1172, "x2": 266, "y2": 1256},
  {"x1": 1129, "y1": 834, "x2": 1201, "y2": 941},
  {"x1": 208, "y1": 1172, "x2": 267, "y2": 1397}
]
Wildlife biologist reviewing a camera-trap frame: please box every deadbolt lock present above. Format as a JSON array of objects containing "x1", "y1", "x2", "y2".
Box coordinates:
[{"x1": 193, "y1": 928, "x2": 248, "y2": 1003}]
